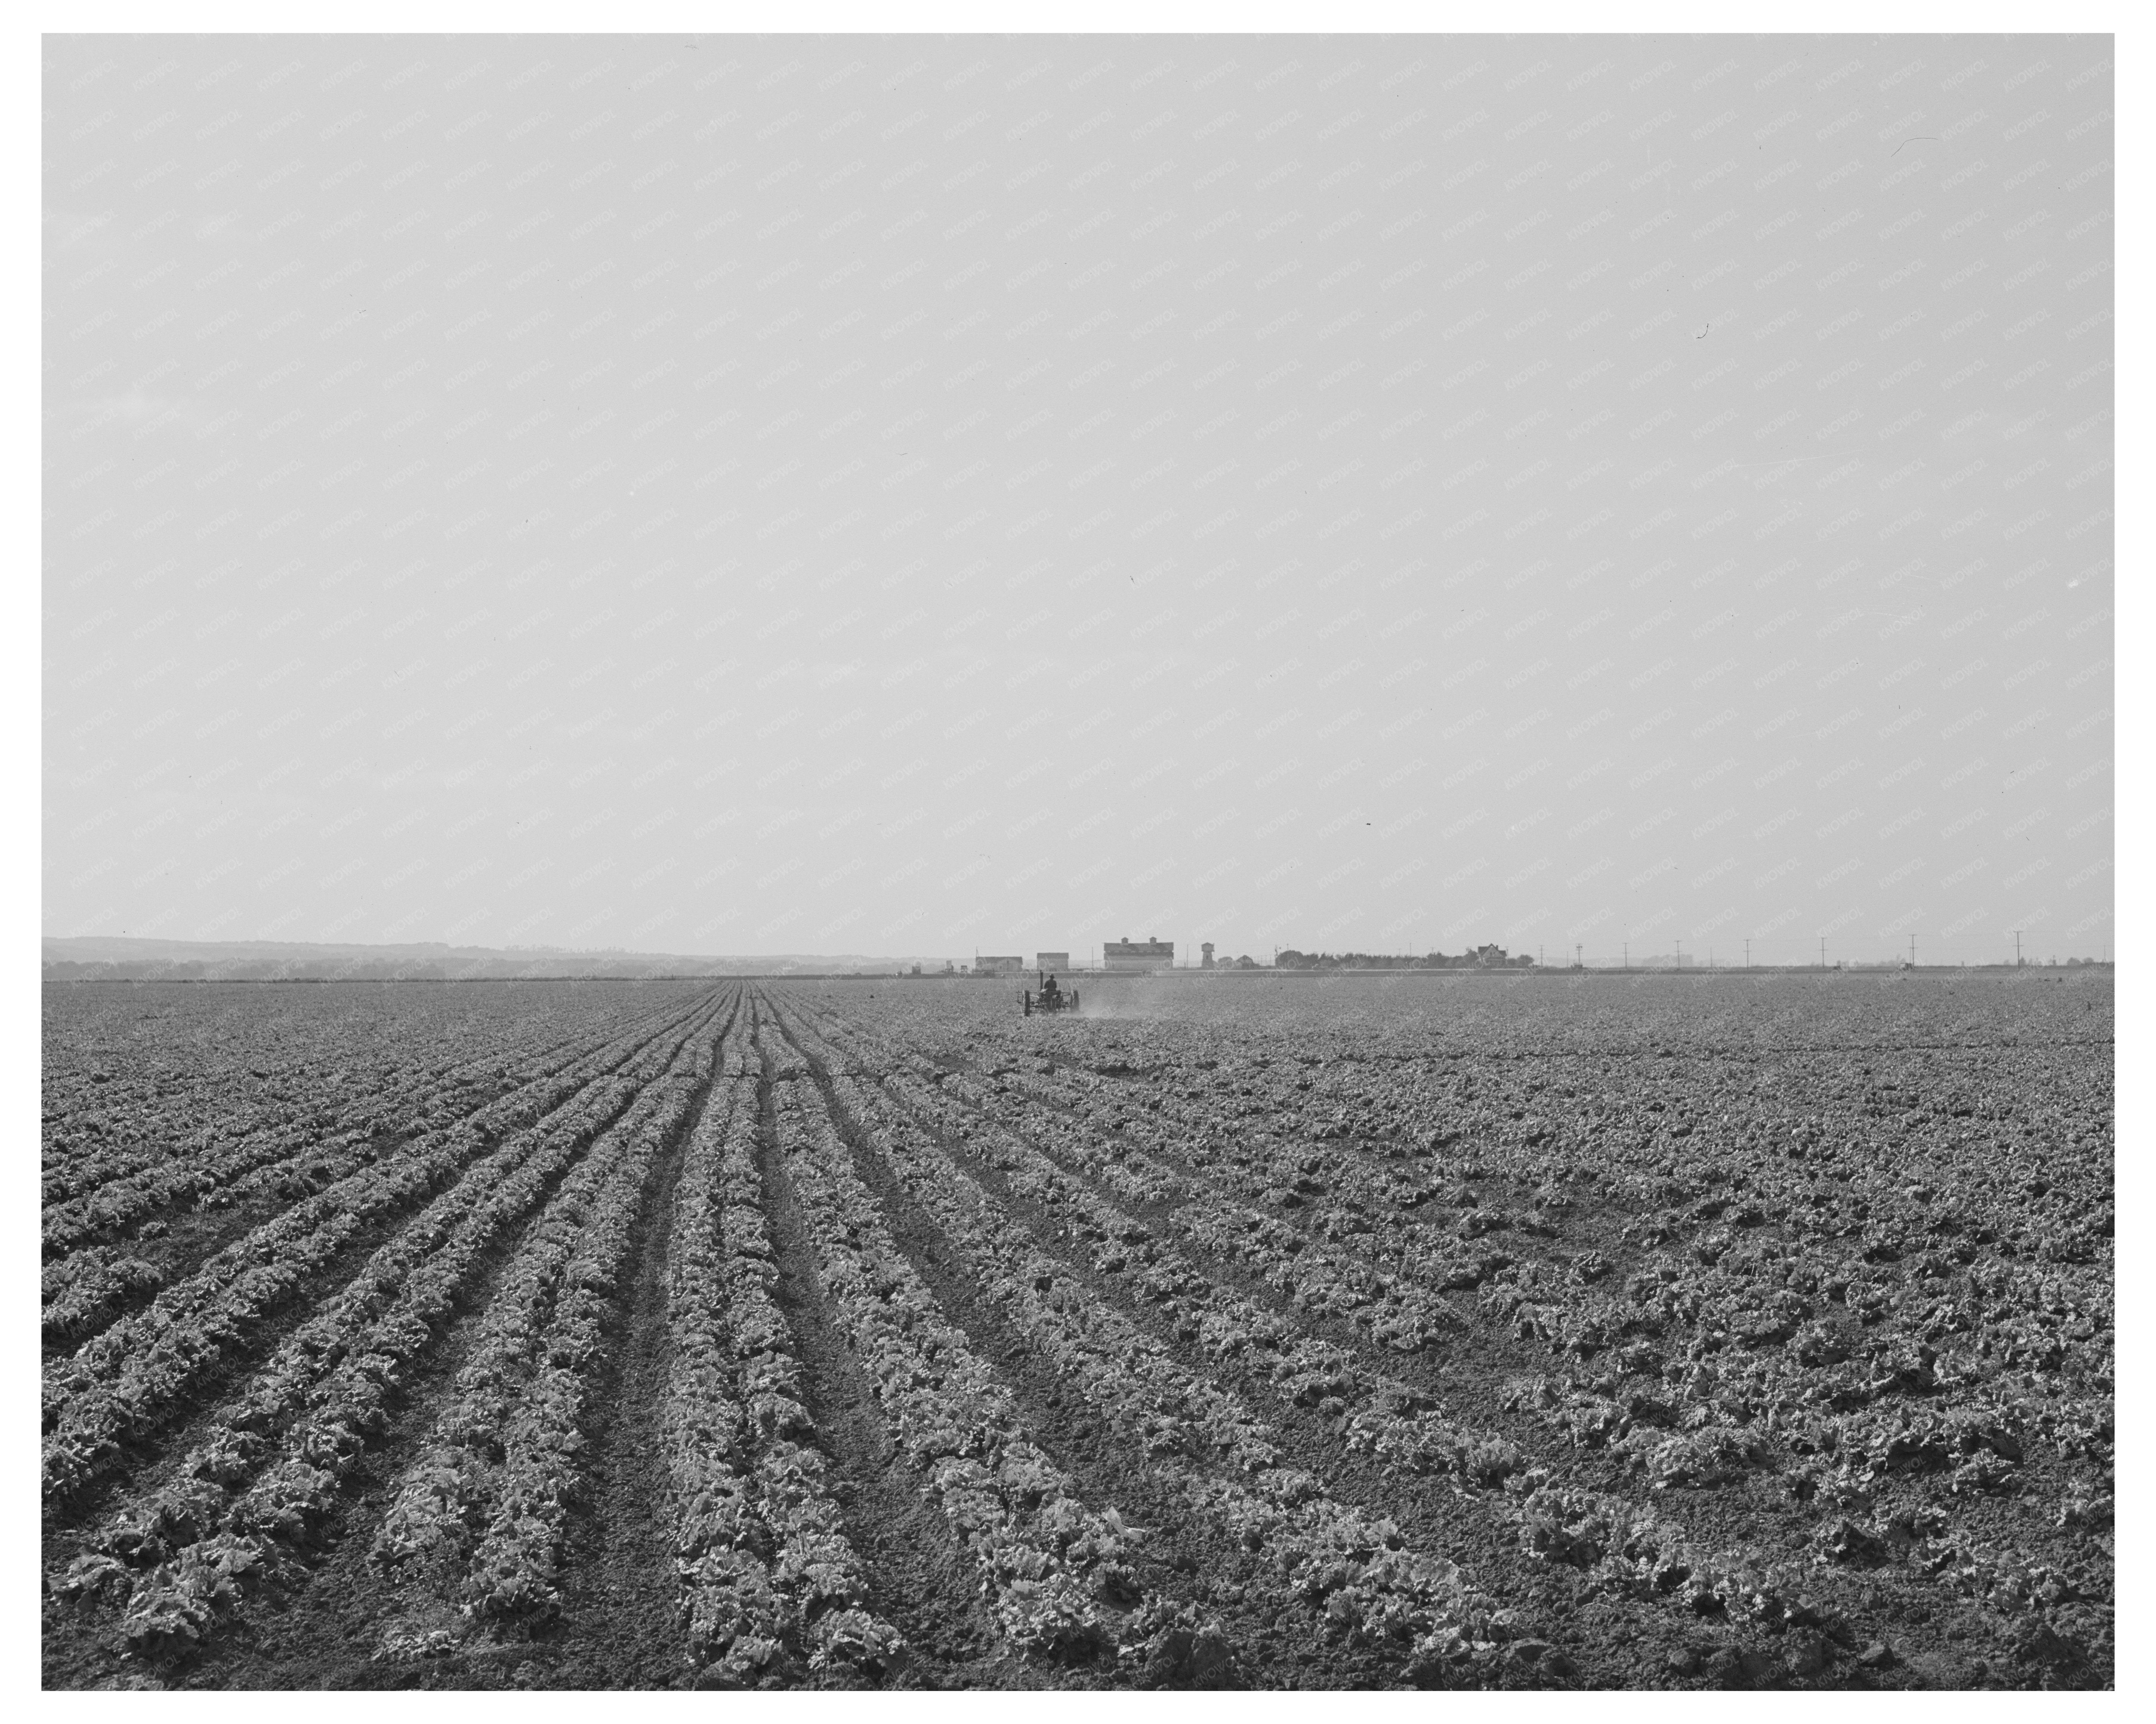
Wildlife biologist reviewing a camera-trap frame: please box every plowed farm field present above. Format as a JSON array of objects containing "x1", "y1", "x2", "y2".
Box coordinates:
[{"x1": 41, "y1": 971, "x2": 2113, "y2": 1690}]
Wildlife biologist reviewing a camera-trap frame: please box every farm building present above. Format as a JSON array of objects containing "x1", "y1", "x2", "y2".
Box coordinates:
[
  {"x1": 1103, "y1": 935, "x2": 1174, "y2": 973},
  {"x1": 976, "y1": 955, "x2": 1025, "y2": 976},
  {"x1": 1036, "y1": 952, "x2": 1071, "y2": 973}
]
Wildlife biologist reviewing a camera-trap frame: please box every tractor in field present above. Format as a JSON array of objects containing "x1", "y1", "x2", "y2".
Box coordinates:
[{"x1": 1022, "y1": 970, "x2": 1078, "y2": 1016}]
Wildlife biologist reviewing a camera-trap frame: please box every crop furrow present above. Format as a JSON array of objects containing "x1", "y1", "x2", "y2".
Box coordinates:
[
  {"x1": 52, "y1": 1005, "x2": 741, "y2": 1671},
  {"x1": 958, "y1": 1045, "x2": 2113, "y2": 1652},
  {"x1": 756, "y1": 1018, "x2": 1167, "y2": 1667},
  {"x1": 364, "y1": 1003, "x2": 729, "y2": 1640},
  {"x1": 799, "y1": 1001, "x2": 2083, "y2": 1643},
  {"x1": 39, "y1": 994, "x2": 667, "y2": 1228},
  {"x1": 768, "y1": 1003, "x2": 1542, "y2": 1689},
  {"x1": 656, "y1": 1027, "x2": 905, "y2": 1684},
  {"x1": 41, "y1": 992, "x2": 725, "y2": 1508},
  {"x1": 811, "y1": 1010, "x2": 1940, "y2": 1671},
  {"x1": 42, "y1": 988, "x2": 702, "y2": 1275}
]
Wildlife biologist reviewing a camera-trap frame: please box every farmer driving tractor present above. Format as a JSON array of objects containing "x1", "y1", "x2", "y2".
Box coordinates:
[{"x1": 1022, "y1": 968, "x2": 1077, "y2": 1016}]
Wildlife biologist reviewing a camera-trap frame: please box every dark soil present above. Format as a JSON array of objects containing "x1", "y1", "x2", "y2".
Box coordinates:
[
  {"x1": 43, "y1": 979, "x2": 2112, "y2": 1691},
  {"x1": 793, "y1": 1037, "x2": 1573, "y2": 1689},
  {"x1": 752, "y1": 1026, "x2": 1040, "y2": 1689},
  {"x1": 40, "y1": 1020, "x2": 708, "y2": 1691},
  {"x1": 864, "y1": 1044, "x2": 1996, "y2": 1689}
]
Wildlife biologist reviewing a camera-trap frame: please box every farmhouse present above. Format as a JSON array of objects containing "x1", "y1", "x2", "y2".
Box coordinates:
[
  {"x1": 1103, "y1": 935, "x2": 1174, "y2": 973},
  {"x1": 976, "y1": 955, "x2": 1025, "y2": 976}
]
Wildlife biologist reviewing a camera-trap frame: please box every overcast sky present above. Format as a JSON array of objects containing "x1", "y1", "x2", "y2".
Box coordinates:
[{"x1": 43, "y1": 33, "x2": 2112, "y2": 964}]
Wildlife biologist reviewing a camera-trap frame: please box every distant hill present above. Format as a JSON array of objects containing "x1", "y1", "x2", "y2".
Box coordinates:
[{"x1": 41, "y1": 937, "x2": 932, "y2": 981}]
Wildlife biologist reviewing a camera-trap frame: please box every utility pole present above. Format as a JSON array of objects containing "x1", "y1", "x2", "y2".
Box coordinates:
[
  {"x1": 1744, "y1": 937, "x2": 1751, "y2": 967},
  {"x1": 1909, "y1": 934, "x2": 1916, "y2": 968},
  {"x1": 2014, "y1": 930, "x2": 2023, "y2": 966},
  {"x1": 1674, "y1": 938, "x2": 1682, "y2": 971},
  {"x1": 1575, "y1": 943, "x2": 1582, "y2": 970},
  {"x1": 1623, "y1": 940, "x2": 1628, "y2": 972},
  {"x1": 1819, "y1": 937, "x2": 1827, "y2": 970}
]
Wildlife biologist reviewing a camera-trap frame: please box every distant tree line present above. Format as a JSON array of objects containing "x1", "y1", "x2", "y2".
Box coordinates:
[{"x1": 1271, "y1": 944, "x2": 1535, "y2": 971}]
